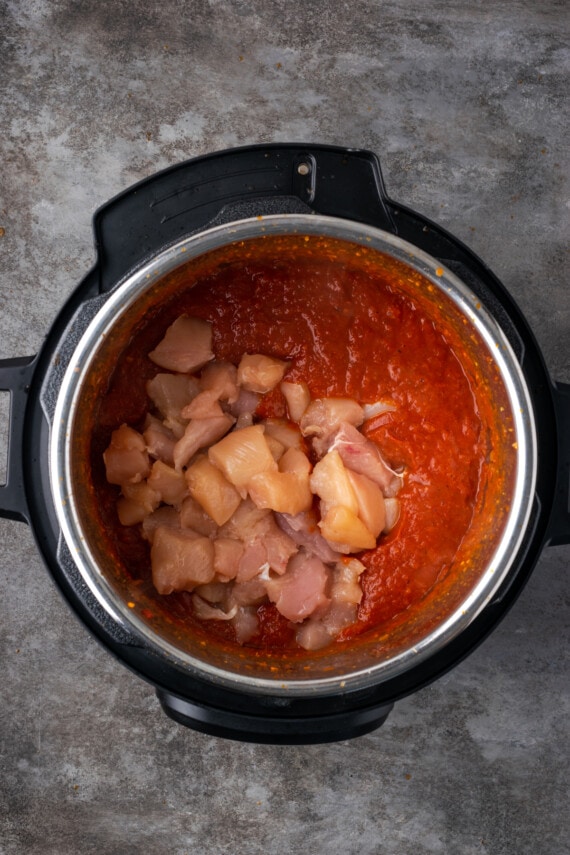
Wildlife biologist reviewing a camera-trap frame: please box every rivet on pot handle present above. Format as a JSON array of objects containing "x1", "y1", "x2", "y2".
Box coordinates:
[
  {"x1": 0, "y1": 355, "x2": 36, "y2": 524},
  {"x1": 547, "y1": 381, "x2": 570, "y2": 546}
]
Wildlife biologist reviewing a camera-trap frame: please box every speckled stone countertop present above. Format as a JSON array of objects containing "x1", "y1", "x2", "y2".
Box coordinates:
[{"x1": 1, "y1": 2, "x2": 568, "y2": 853}]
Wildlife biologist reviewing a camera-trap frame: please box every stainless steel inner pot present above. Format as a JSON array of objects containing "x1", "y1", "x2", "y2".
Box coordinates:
[{"x1": 49, "y1": 214, "x2": 537, "y2": 697}]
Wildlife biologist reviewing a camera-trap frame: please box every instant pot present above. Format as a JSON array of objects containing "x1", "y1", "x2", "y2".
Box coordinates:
[{"x1": 1, "y1": 144, "x2": 568, "y2": 743}]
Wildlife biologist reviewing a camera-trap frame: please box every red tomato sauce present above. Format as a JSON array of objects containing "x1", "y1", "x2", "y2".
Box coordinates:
[{"x1": 90, "y1": 234, "x2": 495, "y2": 652}]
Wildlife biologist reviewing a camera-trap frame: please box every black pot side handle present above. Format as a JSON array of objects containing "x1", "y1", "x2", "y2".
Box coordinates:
[
  {"x1": 546, "y1": 381, "x2": 570, "y2": 546},
  {"x1": 93, "y1": 143, "x2": 398, "y2": 293},
  {"x1": 0, "y1": 355, "x2": 36, "y2": 524}
]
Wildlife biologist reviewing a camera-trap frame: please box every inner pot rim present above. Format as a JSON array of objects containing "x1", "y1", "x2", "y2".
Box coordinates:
[{"x1": 50, "y1": 213, "x2": 537, "y2": 697}]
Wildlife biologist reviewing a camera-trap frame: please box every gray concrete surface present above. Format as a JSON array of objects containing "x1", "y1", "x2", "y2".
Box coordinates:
[{"x1": 1, "y1": 1, "x2": 568, "y2": 853}]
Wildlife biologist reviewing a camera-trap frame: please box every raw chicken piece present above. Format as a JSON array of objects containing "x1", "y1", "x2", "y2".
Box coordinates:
[
  {"x1": 264, "y1": 550, "x2": 330, "y2": 623},
  {"x1": 263, "y1": 418, "x2": 304, "y2": 450},
  {"x1": 213, "y1": 538, "x2": 244, "y2": 579},
  {"x1": 319, "y1": 505, "x2": 377, "y2": 552},
  {"x1": 230, "y1": 606, "x2": 259, "y2": 644},
  {"x1": 208, "y1": 424, "x2": 277, "y2": 495},
  {"x1": 247, "y1": 470, "x2": 312, "y2": 515},
  {"x1": 383, "y1": 497, "x2": 401, "y2": 533},
  {"x1": 264, "y1": 434, "x2": 286, "y2": 461},
  {"x1": 237, "y1": 353, "x2": 289, "y2": 393},
  {"x1": 275, "y1": 511, "x2": 341, "y2": 564},
  {"x1": 295, "y1": 602, "x2": 359, "y2": 651},
  {"x1": 141, "y1": 506, "x2": 181, "y2": 543},
  {"x1": 278, "y1": 446, "x2": 312, "y2": 477},
  {"x1": 218, "y1": 499, "x2": 273, "y2": 542},
  {"x1": 346, "y1": 469, "x2": 386, "y2": 538},
  {"x1": 280, "y1": 380, "x2": 311, "y2": 422},
  {"x1": 151, "y1": 526, "x2": 215, "y2": 594},
  {"x1": 146, "y1": 373, "x2": 200, "y2": 438},
  {"x1": 248, "y1": 445, "x2": 312, "y2": 516},
  {"x1": 192, "y1": 595, "x2": 237, "y2": 621},
  {"x1": 309, "y1": 449, "x2": 358, "y2": 516},
  {"x1": 103, "y1": 424, "x2": 150, "y2": 486},
  {"x1": 147, "y1": 460, "x2": 188, "y2": 506},
  {"x1": 200, "y1": 360, "x2": 239, "y2": 404},
  {"x1": 229, "y1": 388, "x2": 260, "y2": 422},
  {"x1": 299, "y1": 397, "x2": 364, "y2": 456},
  {"x1": 185, "y1": 455, "x2": 242, "y2": 526},
  {"x1": 117, "y1": 482, "x2": 161, "y2": 525},
  {"x1": 230, "y1": 577, "x2": 268, "y2": 606},
  {"x1": 180, "y1": 495, "x2": 219, "y2": 537},
  {"x1": 148, "y1": 315, "x2": 214, "y2": 373},
  {"x1": 143, "y1": 415, "x2": 177, "y2": 465},
  {"x1": 173, "y1": 413, "x2": 235, "y2": 470},
  {"x1": 330, "y1": 558, "x2": 366, "y2": 604},
  {"x1": 328, "y1": 422, "x2": 403, "y2": 496},
  {"x1": 295, "y1": 620, "x2": 333, "y2": 651},
  {"x1": 181, "y1": 390, "x2": 225, "y2": 419},
  {"x1": 194, "y1": 581, "x2": 231, "y2": 602},
  {"x1": 261, "y1": 515, "x2": 298, "y2": 574},
  {"x1": 236, "y1": 541, "x2": 268, "y2": 583},
  {"x1": 295, "y1": 559, "x2": 365, "y2": 650}
]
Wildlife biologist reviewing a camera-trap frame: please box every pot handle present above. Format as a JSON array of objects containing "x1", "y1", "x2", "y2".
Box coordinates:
[
  {"x1": 546, "y1": 381, "x2": 570, "y2": 546},
  {"x1": 0, "y1": 355, "x2": 36, "y2": 524},
  {"x1": 93, "y1": 143, "x2": 398, "y2": 292}
]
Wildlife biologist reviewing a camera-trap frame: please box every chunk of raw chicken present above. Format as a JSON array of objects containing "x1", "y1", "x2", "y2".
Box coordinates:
[
  {"x1": 230, "y1": 606, "x2": 260, "y2": 644},
  {"x1": 237, "y1": 353, "x2": 289, "y2": 393},
  {"x1": 296, "y1": 601, "x2": 358, "y2": 651},
  {"x1": 229, "y1": 388, "x2": 260, "y2": 427},
  {"x1": 263, "y1": 418, "x2": 304, "y2": 450},
  {"x1": 208, "y1": 424, "x2": 277, "y2": 495},
  {"x1": 383, "y1": 497, "x2": 401, "y2": 533},
  {"x1": 346, "y1": 469, "x2": 386, "y2": 538},
  {"x1": 151, "y1": 526, "x2": 215, "y2": 594},
  {"x1": 213, "y1": 538, "x2": 245, "y2": 580},
  {"x1": 319, "y1": 505, "x2": 377, "y2": 552},
  {"x1": 200, "y1": 360, "x2": 239, "y2": 404},
  {"x1": 328, "y1": 422, "x2": 403, "y2": 496},
  {"x1": 235, "y1": 541, "x2": 269, "y2": 583},
  {"x1": 143, "y1": 415, "x2": 177, "y2": 465},
  {"x1": 295, "y1": 559, "x2": 365, "y2": 650},
  {"x1": 248, "y1": 445, "x2": 313, "y2": 515},
  {"x1": 103, "y1": 424, "x2": 150, "y2": 486},
  {"x1": 275, "y1": 510, "x2": 342, "y2": 563},
  {"x1": 180, "y1": 495, "x2": 219, "y2": 537},
  {"x1": 173, "y1": 413, "x2": 235, "y2": 470},
  {"x1": 147, "y1": 460, "x2": 188, "y2": 506},
  {"x1": 280, "y1": 380, "x2": 311, "y2": 422},
  {"x1": 232, "y1": 520, "x2": 297, "y2": 583},
  {"x1": 192, "y1": 595, "x2": 237, "y2": 621},
  {"x1": 229, "y1": 577, "x2": 268, "y2": 606},
  {"x1": 299, "y1": 397, "x2": 364, "y2": 456},
  {"x1": 261, "y1": 514, "x2": 299, "y2": 573},
  {"x1": 181, "y1": 390, "x2": 225, "y2": 419},
  {"x1": 264, "y1": 550, "x2": 330, "y2": 623},
  {"x1": 278, "y1": 446, "x2": 312, "y2": 477},
  {"x1": 117, "y1": 482, "x2": 161, "y2": 526},
  {"x1": 330, "y1": 557, "x2": 366, "y2": 604},
  {"x1": 146, "y1": 373, "x2": 200, "y2": 438},
  {"x1": 149, "y1": 315, "x2": 214, "y2": 373},
  {"x1": 247, "y1": 470, "x2": 312, "y2": 515},
  {"x1": 309, "y1": 449, "x2": 358, "y2": 516},
  {"x1": 141, "y1": 506, "x2": 181, "y2": 543},
  {"x1": 185, "y1": 455, "x2": 242, "y2": 526},
  {"x1": 218, "y1": 498, "x2": 273, "y2": 542}
]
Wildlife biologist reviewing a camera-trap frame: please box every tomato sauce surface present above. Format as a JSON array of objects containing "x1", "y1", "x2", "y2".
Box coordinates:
[{"x1": 91, "y1": 235, "x2": 493, "y2": 651}]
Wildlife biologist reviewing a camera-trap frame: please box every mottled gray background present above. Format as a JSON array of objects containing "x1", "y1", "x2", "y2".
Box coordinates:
[{"x1": 1, "y1": 2, "x2": 568, "y2": 854}]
